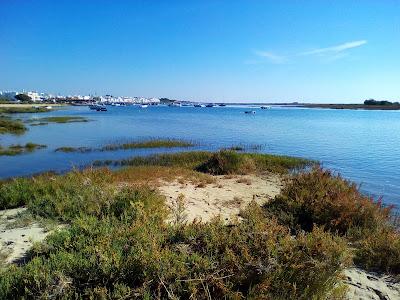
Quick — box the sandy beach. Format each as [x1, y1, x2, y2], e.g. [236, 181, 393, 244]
[159, 173, 282, 223]
[0, 208, 49, 264]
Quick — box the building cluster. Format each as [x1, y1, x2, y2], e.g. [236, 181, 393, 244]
[0, 90, 160, 104]
[99, 95, 160, 104]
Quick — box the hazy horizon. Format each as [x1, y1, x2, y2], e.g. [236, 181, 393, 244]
[1, 1, 399, 103]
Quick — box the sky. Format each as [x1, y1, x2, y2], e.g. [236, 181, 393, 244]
[0, 0, 399, 103]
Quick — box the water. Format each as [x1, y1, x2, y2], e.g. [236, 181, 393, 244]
[1, 105, 400, 208]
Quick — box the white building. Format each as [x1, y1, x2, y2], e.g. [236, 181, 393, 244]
[26, 91, 41, 101]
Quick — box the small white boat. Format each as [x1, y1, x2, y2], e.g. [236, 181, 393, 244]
[45, 106, 52, 110]
[141, 104, 148, 108]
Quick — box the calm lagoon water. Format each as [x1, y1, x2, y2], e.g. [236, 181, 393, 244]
[1, 105, 400, 208]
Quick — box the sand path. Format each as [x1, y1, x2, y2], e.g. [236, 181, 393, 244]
[159, 173, 283, 223]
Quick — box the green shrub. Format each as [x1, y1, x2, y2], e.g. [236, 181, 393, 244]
[196, 150, 248, 174]
[265, 167, 391, 234]
[354, 226, 400, 273]
[0, 203, 349, 299]
[264, 167, 400, 275]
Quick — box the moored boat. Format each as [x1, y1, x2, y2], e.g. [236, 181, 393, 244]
[244, 110, 256, 114]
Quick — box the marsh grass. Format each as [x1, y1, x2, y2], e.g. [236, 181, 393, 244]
[101, 138, 194, 151]
[0, 107, 48, 114]
[29, 122, 48, 126]
[0, 143, 46, 156]
[93, 150, 312, 175]
[34, 116, 89, 124]
[0, 117, 27, 135]
[55, 146, 92, 153]
[226, 144, 263, 152]
[54, 139, 195, 153]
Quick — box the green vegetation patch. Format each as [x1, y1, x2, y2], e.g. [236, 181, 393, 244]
[54, 139, 194, 153]
[0, 143, 47, 156]
[0, 168, 349, 298]
[36, 116, 89, 124]
[55, 146, 92, 153]
[264, 167, 400, 274]
[0, 107, 48, 114]
[0, 153, 398, 298]
[95, 150, 312, 174]
[101, 139, 194, 151]
[0, 117, 27, 135]
[226, 144, 263, 152]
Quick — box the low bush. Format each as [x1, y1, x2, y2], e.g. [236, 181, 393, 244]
[265, 167, 391, 234]
[354, 226, 400, 274]
[264, 167, 400, 274]
[0, 201, 349, 299]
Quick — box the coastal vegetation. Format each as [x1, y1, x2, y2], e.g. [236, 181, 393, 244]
[302, 100, 400, 110]
[0, 107, 49, 114]
[0, 143, 46, 156]
[0, 99, 15, 104]
[54, 139, 195, 153]
[364, 99, 399, 106]
[226, 144, 263, 152]
[264, 167, 400, 274]
[100, 139, 194, 151]
[93, 150, 311, 174]
[55, 146, 92, 153]
[0, 151, 398, 298]
[31, 116, 89, 124]
[0, 117, 26, 135]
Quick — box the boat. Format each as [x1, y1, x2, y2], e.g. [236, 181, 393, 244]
[89, 103, 107, 111]
[45, 106, 52, 110]
[96, 105, 107, 111]
[244, 110, 256, 114]
[260, 106, 271, 109]
[194, 104, 202, 107]
[205, 104, 214, 107]
[141, 104, 148, 108]
[218, 104, 226, 107]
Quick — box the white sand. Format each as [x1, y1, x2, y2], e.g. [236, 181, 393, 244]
[0, 208, 49, 264]
[159, 173, 283, 223]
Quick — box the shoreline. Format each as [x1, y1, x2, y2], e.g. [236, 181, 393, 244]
[0, 103, 68, 108]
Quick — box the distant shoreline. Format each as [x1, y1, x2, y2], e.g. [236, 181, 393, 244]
[296, 103, 400, 111]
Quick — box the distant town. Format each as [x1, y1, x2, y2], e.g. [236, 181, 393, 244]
[0, 90, 162, 105]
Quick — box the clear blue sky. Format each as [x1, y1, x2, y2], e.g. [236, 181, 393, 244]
[1, 1, 399, 103]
